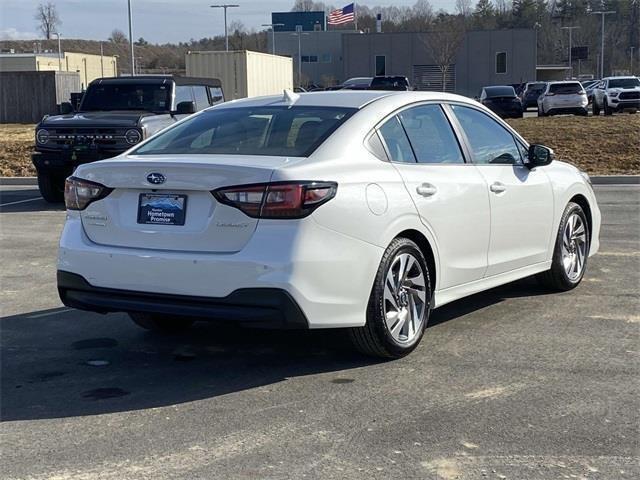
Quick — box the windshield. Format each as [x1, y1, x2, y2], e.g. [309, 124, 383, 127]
[81, 83, 171, 112]
[609, 78, 640, 89]
[549, 83, 583, 94]
[133, 106, 356, 157]
[484, 86, 516, 98]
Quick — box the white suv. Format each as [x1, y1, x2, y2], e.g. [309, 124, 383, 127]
[537, 81, 588, 117]
[592, 76, 640, 115]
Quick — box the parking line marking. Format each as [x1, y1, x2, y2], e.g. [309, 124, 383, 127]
[0, 197, 43, 207]
[27, 308, 73, 318]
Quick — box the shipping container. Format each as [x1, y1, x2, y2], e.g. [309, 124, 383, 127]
[185, 50, 293, 100]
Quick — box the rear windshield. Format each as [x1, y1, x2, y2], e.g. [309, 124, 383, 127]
[81, 83, 171, 112]
[609, 78, 640, 89]
[549, 83, 583, 94]
[526, 83, 546, 92]
[484, 86, 516, 97]
[133, 106, 356, 157]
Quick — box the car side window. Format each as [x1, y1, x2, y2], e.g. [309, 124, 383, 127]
[174, 85, 193, 106]
[193, 86, 210, 110]
[209, 86, 224, 104]
[450, 105, 521, 165]
[377, 116, 416, 163]
[398, 105, 465, 164]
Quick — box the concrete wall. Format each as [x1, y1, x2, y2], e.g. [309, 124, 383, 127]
[270, 30, 355, 86]
[342, 29, 536, 97]
[0, 71, 81, 123]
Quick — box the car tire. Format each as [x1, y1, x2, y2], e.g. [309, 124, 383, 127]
[592, 101, 600, 116]
[604, 99, 613, 116]
[579, 108, 588, 117]
[536, 202, 590, 292]
[537, 106, 545, 117]
[37, 172, 64, 203]
[129, 312, 195, 333]
[349, 237, 432, 359]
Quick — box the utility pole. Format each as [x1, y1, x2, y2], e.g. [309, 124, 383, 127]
[100, 41, 104, 77]
[631, 46, 635, 75]
[211, 4, 239, 52]
[53, 32, 62, 71]
[128, 0, 135, 76]
[261, 23, 285, 55]
[561, 26, 579, 79]
[291, 31, 309, 88]
[590, 10, 615, 79]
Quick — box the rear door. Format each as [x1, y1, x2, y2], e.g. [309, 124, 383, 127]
[377, 103, 490, 290]
[448, 104, 553, 276]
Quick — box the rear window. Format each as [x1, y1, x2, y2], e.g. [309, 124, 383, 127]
[608, 78, 640, 89]
[527, 83, 546, 92]
[484, 86, 516, 98]
[549, 83, 583, 94]
[133, 106, 356, 157]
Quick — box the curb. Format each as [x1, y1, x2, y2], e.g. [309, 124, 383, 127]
[590, 175, 640, 185]
[0, 177, 37, 186]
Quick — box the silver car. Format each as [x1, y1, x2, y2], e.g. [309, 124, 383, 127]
[537, 81, 588, 117]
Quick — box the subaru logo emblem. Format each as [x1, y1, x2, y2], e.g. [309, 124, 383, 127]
[147, 173, 165, 185]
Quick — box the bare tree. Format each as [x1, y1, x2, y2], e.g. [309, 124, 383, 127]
[109, 29, 128, 44]
[34, 2, 61, 39]
[455, 0, 473, 17]
[420, 19, 466, 91]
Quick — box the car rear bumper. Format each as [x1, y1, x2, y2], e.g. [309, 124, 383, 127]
[58, 270, 309, 329]
[58, 213, 383, 328]
[545, 107, 588, 115]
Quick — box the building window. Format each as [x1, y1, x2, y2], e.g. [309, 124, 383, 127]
[295, 25, 303, 32]
[321, 53, 332, 63]
[301, 55, 318, 63]
[375, 55, 386, 76]
[496, 52, 507, 74]
[313, 22, 322, 31]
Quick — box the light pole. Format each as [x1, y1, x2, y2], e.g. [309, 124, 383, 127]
[261, 23, 285, 55]
[291, 31, 309, 88]
[631, 46, 635, 75]
[211, 4, 239, 52]
[128, 0, 135, 76]
[590, 10, 615, 79]
[52, 32, 62, 71]
[561, 26, 579, 79]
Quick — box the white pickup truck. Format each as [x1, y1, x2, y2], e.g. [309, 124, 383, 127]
[592, 76, 640, 115]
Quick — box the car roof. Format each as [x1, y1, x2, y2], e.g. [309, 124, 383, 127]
[89, 75, 222, 87]
[213, 90, 473, 110]
[603, 76, 638, 80]
[547, 80, 582, 84]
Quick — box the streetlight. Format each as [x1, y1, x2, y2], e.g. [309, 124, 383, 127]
[211, 4, 239, 52]
[631, 46, 635, 75]
[128, 0, 135, 76]
[590, 10, 615, 79]
[291, 31, 309, 88]
[561, 26, 579, 79]
[52, 32, 62, 71]
[261, 23, 285, 55]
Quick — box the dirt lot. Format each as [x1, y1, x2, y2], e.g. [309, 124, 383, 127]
[1, 114, 638, 176]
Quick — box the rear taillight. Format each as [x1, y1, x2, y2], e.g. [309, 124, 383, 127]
[64, 176, 113, 210]
[213, 181, 337, 219]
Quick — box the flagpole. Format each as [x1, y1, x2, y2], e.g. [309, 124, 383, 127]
[354, 3, 358, 31]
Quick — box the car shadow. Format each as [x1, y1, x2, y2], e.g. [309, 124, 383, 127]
[1, 277, 554, 422]
[0, 188, 65, 213]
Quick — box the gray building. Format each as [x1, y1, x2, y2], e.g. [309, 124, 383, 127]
[271, 28, 536, 97]
[344, 29, 536, 97]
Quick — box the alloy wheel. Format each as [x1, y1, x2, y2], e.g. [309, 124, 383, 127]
[383, 252, 428, 344]
[561, 213, 587, 281]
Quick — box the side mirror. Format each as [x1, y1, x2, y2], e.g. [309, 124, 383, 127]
[59, 102, 74, 115]
[527, 144, 555, 169]
[173, 101, 196, 115]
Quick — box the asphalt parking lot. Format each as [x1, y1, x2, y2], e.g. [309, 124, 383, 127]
[1, 184, 639, 480]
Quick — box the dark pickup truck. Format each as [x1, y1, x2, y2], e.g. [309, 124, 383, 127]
[33, 75, 224, 202]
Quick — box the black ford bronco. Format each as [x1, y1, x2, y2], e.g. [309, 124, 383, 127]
[33, 75, 224, 202]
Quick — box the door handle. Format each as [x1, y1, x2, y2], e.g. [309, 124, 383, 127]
[416, 183, 437, 197]
[489, 182, 506, 194]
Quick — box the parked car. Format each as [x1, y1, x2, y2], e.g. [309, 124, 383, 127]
[338, 76, 411, 91]
[520, 82, 547, 109]
[592, 76, 640, 115]
[33, 75, 224, 202]
[537, 81, 588, 117]
[57, 90, 600, 358]
[479, 86, 523, 118]
[582, 81, 600, 104]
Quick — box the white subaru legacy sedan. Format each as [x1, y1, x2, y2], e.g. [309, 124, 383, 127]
[58, 91, 600, 358]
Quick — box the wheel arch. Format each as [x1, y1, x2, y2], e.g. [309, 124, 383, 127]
[569, 194, 593, 244]
[394, 229, 437, 294]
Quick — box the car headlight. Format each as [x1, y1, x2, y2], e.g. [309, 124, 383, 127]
[36, 129, 50, 144]
[125, 129, 142, 145]
[608, 91, 619, 97]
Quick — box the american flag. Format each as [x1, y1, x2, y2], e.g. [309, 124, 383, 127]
[327, 3, 355, 25]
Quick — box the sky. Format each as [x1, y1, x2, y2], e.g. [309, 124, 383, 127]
[0, 0, 457, 44]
